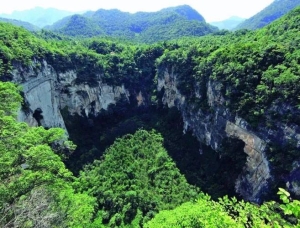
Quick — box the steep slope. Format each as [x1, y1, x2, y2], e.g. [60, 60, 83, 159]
[0, 7, 75, 27]
[210, 16, 245, 30]
[235, 0, 300, 30]
[48, 5, 217, 43]
[0, 17, 39, 31]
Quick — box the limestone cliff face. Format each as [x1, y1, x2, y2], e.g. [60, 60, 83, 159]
[157, 67, 300, 202]
[12, 60, 130, 134]
[14, 60, 66, 130]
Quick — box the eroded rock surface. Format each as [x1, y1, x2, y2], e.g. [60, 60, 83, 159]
[12, 60, 130, 134]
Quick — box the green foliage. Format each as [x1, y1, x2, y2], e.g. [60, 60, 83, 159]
[278, 188, 300, 220]
[0, 6, 300, 228]
[145, 193, 238, 228]
[76, 129, 200, 226]
[57, 14, 104, 37]
[147, 190, 300, 228]
[0, 82, 22, 116]
[0, 22, 43, 68]
[0, 81, 299, 227]
[218, 196, 284, 227]
[235, 0, 300, 30]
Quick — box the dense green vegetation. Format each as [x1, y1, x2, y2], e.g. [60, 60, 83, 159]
[0, 5, 300, 227]
[235, 0, 300, 30]
[48, 5, 217, 43]
[76, 129, 200, 226]
[147, 189, 300, 227]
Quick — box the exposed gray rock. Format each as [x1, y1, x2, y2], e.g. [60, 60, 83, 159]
[12, 60, 130, 135]
[226, 119, 270, 202]
[157, 67, 185, 108]
[13, 60, 66, 131]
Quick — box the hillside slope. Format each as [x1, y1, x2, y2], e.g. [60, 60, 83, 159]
[235, 0, 300, 30]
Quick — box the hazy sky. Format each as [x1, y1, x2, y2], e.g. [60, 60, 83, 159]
[0, 0, 274, 22]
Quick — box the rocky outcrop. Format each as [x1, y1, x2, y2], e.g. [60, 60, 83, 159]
[12, 60, 130, 134]
[225, 120, 270, 202]
[13, 60, 66, 130]
[157, 67, 300, 202]
[57, 71, 129, 117]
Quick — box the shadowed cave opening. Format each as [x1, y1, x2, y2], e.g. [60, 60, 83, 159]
[62, 102, 247, 199]
[32, 108, 44, 126]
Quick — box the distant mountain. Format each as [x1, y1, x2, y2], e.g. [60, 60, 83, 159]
[48, 5, 218, 43]
[235, 0, 300, 30]
[160, 5, 205, 21]
[210, 16, 245, 30]
[0, 17, 39, 31]
[0, 7, 75, 27]
[49, 14, 104, 37]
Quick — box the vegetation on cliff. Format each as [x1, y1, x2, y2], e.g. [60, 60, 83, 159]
[156, 6, 300, 128]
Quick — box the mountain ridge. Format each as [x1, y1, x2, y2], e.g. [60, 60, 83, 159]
[235, 0, 300, 30]
[47, 5, 217, 43]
